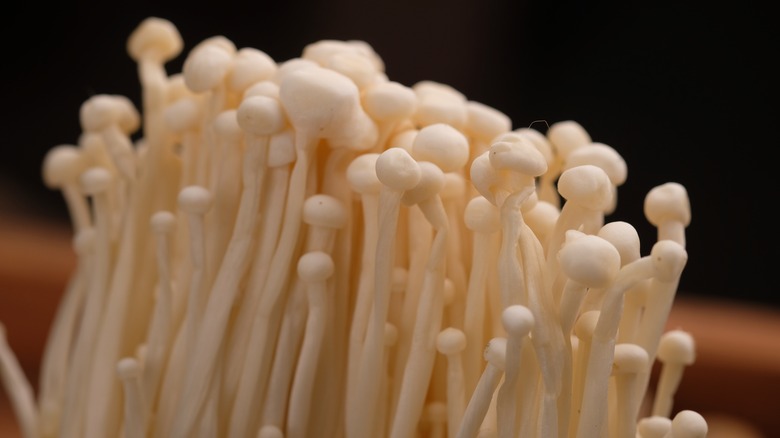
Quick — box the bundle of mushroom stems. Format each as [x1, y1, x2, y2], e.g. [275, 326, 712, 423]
[0, 17, 710, 438]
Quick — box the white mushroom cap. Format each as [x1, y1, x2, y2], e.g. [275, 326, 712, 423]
[464, 196, 501, 234]
[612, 343, 649, 374]
[465, 100, 512, 142]
[303, 194, 347, 230]
[412, 80, 467, 102]
[164, 98, 202, 133]
[558, 233, 621, 288]
[488, 137, 548, 177]
[80, 167, 112, 196]
[127, 17, 183, 64]
[212, 109, 243, 143]
[411, 123, 470, 173]
[387, 128, 418, 153]
[347, 153, 382, 196]
[375, 147, 422, 191]
[669, 410, 708, 438]
[440, 172, 466, 201]
[657, 330, 696, 366]
[150, 211, 176, 234]
[644, 182, 691, 228]
[227, 47, 277, 93]
[297, 251, 335, 283]
[484, 337, 507, 371]
[80, 94, 135, 133]
[401, 161, 445, 206]
[411, 81, 468, 129]
[649, 240, 688, 283]
[116, 357, 141, 380]
[547, 120, 591, 158]
[243, 80, 280, 100]
[501, 305, 535, 339]
[523, 200, 559, 245]
[177, 185, 213, 215]
[637, 416, 672, 438]
[42, 145, 86, 188]
[325, 51, 381, 89]
[574, 310, 600, 340]
[267, 130, 296, 168]
[258, 425, 284, 438]
[564, 142, 627, 186]
[236, 95, 286, 137]
[182, 44, 234, 93]
[272, 57, 320, 84]
[557, 164, 613, 211]
[436, 327, 467, 355]
[511, 128, 554, 166]
[597, 221, 641, 266]
[362, 81, 417, 122]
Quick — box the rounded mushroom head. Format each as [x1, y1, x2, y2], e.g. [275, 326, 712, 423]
[644, 182, 691, 228]
[464, 195, 501, 234]
[116, 357, 141, 380]
[297, 251, 335, 283]
[488, 136, 547, 177]
[150, 211, 176, 234]
[325, 51, 382, 89]
[597, 221, 641, 266]
[465, 100, 512, 143]
[558, 233, 621, 289]
[375, 147, 422, 191]
[657, 329, 696, 365]
[484, 337, 507, 371]
[649, 239, 688, 282]
[182, 43, 234, 93]
[412, 123, 470, 173]
[564, 142, 627, 186]
[80, 167, 112, 196]
[347, 153, 382, 196]
[127, 17, 183, 64]
[557, 164, 613, 211]
[612, 343, 649, 374]
[79, 94, 127, 132]
[436, 327, 467, 355]
[362, 81, 417, 123]
[547, 120, 591, 159]
[227, 47, 277, 93]
[670, 410, 708, 438]
[164, 97, 202, 133]
[257, 425, 284, 438]
[501, 305, 535, 339]
[42, 145, 86, 189]
[401, 161, 445, 206]
[411, 80, 468, 129]
[236, 95, 286, 137]
[510, 128, 554, 166]
[177, 185, 213, 215]
[243, 80, 280, 100]
[574, 310, 600, 341]
[267, 130, 296, 168]
[303, 194, 347, 230]
[213, 109, 243, 143]
[111, 95, 141, 135]
[637, 416, 671, 438]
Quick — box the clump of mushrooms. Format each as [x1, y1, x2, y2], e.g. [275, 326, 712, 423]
[1, 16, 702, 438]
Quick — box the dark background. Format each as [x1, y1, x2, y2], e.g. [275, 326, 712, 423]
[1, 2, 775, 308]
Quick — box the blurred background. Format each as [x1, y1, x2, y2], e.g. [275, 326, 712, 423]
[0, 1, 777, 436]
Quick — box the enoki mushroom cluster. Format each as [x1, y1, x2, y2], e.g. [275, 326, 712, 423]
[0, 16, 708, 438]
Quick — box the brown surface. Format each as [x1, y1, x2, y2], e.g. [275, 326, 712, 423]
[1, 216, 779, 437]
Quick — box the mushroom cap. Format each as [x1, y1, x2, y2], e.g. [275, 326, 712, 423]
[612, 343, 649, 374]
[670, 410, 708, 438]
[401, 161, 445, 206]
[564, 142, 627, 186]
[489, 137, 548, 177]
[303, 194, 347, 230]
[111, 95, 141, 135]
[213, 109, 243, 143]
[178, 185, 213, 215]
[80, 167, 112, 195]
[227, 47, 277, 93]
[547, 120, 591, 158]
[436, 327, 467, 355]
[127, 17, 183, 63]
[657, 329, 696, 365]
[42, 145, 85, 188]
[79, 94, 129, 132]
[649, 239, 688, 282]
[267, 130, 296, 168]
[501, 305, 535, 339]
[465, 100, 512, 142]
[441, 172, 466, 201]
[412, 123, 470, 173]
[164, 98, 202, 133]
[375, 147, 422, 191]
[347, 153, 382, 195]
[637, 416, 672, 438]
[412, 80, 467, 102]
[236, 95, 286, 137]
[484, 337, 507, 370]
[325, 51, 381, 89]
[73, 228, 96, 256]
[362, 81, 417, 122]
[116, 357, 141, 380]
[511, 128, 554, 165]
[557, 164, 613, 211]
[384, 322, 399, 347]
[150, 211, 176, 234]
[182, 44, 234, 93]
[297, 251, 335, 283]
[243, 80, 280, 100]
[257, 426, 284, 438]
[558, 233, 621, 288]
[464, 195, 501, 234]
[597, 221, 641, 266]
[412, 90, 468, 129]
[574, 310, 600, 340]
[644, 182, 691, 227]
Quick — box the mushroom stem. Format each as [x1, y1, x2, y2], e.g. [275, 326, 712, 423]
[0, 323, 39, 438]
[457, 337, 507, 438]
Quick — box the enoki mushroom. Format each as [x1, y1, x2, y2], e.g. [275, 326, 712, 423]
[1, 17, 707, 438]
